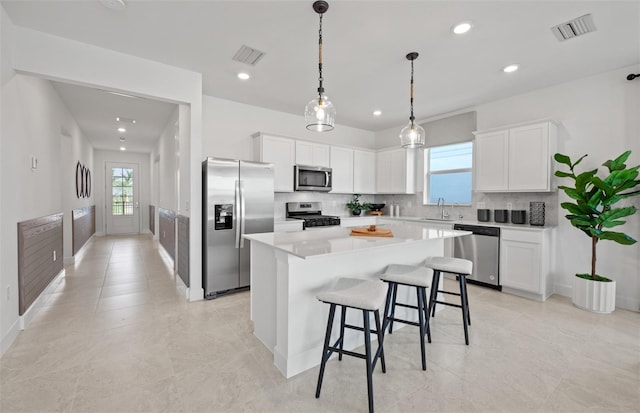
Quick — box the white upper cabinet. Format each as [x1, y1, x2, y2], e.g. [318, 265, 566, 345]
[330, 146, 354, 193]
[295, 141, 331, 167]
[253, 133, 295, 192]
[376, 148, 415, 194]
[474, 120, 557, 192]
[353, 149, 376, 194]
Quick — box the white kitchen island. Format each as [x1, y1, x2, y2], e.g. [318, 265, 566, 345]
[243, 222, 471, 378]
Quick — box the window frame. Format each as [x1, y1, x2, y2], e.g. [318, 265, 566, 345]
[423, 141, 473, 206]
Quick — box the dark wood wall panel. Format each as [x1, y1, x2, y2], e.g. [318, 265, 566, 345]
[17, 213, 64, 315]
[149, 205, 156, 235]
[159, 208, 176, 262]
[177, 215, 190, 287]
[72, 205, 95, 255]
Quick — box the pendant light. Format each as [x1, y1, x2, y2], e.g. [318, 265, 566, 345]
[305, 1, 335, 132]
[399, 52, 425, 148]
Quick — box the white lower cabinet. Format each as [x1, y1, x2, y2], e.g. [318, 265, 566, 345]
[274, 220, 303, 232]
[500, 228, 553, 300]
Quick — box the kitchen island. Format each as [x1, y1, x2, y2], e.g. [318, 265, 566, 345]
[243, 222, 471, 378]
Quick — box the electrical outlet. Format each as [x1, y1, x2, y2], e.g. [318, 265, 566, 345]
[507, 203, 513, 210]
[477, 202, 486, 209]
[53, 250, 57, 261]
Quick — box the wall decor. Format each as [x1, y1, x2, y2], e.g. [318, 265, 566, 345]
[75, 161, 91, 198]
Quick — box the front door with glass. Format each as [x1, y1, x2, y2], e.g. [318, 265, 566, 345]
[106, 162, 140, 235]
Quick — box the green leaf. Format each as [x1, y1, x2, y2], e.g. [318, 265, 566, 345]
[554, 171, 574, 178]
[603, 150, 631, 172]
[600, 220, 626, 228]
[560, 202, 583, 215]
[596, 230, 637, 245]
[599, 206, 637, 223]
[554, 153, 572, 166]
[572, 154, 588, 168]
[563, 188, 585, 201]
[575, 169, 598, 192]
[591, 177, 613, 198]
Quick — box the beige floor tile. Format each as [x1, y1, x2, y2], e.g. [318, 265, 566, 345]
[3, 233, 638, 413]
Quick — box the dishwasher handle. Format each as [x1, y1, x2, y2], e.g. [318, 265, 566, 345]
[454, 224, 500, 237]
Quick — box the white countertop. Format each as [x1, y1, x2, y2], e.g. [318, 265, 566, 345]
[378, 216, 555, 231]
[244, 222, 471, 259]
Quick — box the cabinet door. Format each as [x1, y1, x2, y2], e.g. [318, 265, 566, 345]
[295, 141, 331, 167]
[295, 141, 314, 165]
[389, 149, 407, 193]
[259, 135, 295, 192]
[313, 144, 331, 167]
[508, 123, 550, 191]
[330, 146, 354, 193]
[353, 149, 376, 194]
[474, 130, 509, 191]
[376, 150, 391, 193]
[500, 239, 541, 293]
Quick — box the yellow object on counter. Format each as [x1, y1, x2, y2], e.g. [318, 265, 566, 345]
[350, 227, 393, 237]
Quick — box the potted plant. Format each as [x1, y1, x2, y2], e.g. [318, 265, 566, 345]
[346, 194, 371, 216]
[554, 150, 640, 313]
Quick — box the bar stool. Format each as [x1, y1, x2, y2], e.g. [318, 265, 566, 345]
[316, 277, 388, 413]
[379, 264, 432, 370]
[424, 256, 473, 345]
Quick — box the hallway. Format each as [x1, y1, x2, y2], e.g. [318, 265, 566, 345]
[1, 234, 639, 412]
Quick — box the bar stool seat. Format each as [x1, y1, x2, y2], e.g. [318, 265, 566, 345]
[316, 277, 388, 413]
[424, 256, 473, 345]
[380, 264, 432, 370]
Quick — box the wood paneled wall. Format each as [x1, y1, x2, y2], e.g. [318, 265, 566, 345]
[149, 205, 155, 235]
[72, 205, 95, 255]
[17, 213, 64, 315]
[159, 208, 176, 262]
[177, 215, 189, 287]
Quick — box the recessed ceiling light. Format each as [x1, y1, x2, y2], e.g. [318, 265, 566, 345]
[452, 22, 472, 35]
[503, 64, 519, 73]
[117, 127, 126, 133]
[116, 117, 136, 124]
[373, 110, 382, 116]
[237, 72, 250, 80]
[120, 146, 126, 151]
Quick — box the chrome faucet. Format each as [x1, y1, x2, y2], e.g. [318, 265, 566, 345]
[437, 197, 449, 220]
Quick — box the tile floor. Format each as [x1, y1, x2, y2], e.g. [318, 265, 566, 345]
[1, 234, 639, 413]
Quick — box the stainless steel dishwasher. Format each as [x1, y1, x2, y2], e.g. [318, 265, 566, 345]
[453, 224, 501, 289]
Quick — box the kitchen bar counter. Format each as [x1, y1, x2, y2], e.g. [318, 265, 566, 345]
[243, 222, 470, 378]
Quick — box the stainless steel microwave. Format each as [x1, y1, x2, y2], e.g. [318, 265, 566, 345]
[294, 165, 332, 192]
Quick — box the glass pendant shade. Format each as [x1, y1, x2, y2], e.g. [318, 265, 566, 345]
[399, 121, 426, 148]
[305, 94, 335, 132]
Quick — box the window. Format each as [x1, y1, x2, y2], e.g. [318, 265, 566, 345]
[112, 167, 134, 216]
[424, 142, 473, 204]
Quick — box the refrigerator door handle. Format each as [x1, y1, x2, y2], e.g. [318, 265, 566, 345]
[239, 180, 246, 248]
[235, 179, 241, 249]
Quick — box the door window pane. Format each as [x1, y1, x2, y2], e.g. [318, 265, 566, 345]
[111, 167, 134, 216]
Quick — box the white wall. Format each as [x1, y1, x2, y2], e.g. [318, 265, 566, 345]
[375, 65, 640, 311]
[94, 150, 151, 235]
[178, 104, 191, 216]
[0, 73, 94, 354]
[474, 65, 640, 311]
[202, 95, 376, 161]
[153, 108, 179, 212]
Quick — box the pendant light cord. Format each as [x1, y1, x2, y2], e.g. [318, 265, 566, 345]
[318, 13, 324, 102]
[409, 58, 415, 126]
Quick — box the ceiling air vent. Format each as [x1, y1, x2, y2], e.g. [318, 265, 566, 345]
[551, 14, 596, 41]
[232, 45, 266, 66]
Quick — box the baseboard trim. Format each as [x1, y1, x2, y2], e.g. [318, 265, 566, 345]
[554, 282, 572, 298]
[0, 319, 21, 357]
[555, 281, 639, 312]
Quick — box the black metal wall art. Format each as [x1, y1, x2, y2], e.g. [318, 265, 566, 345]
[75, 161, 91, 198]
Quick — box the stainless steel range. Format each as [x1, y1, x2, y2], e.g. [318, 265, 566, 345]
[286, 202, 341, 229]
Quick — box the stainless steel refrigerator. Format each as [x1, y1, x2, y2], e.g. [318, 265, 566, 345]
[202, 157, 274, 298]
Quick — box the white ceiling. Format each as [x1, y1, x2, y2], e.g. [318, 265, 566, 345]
[3, 1, 640, 152]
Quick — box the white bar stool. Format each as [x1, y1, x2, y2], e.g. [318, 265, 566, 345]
[316, 277, 388, 413]
[424, 256, 473, 345]
[380, 264, 433, 370]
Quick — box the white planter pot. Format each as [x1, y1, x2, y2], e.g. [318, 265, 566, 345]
[572, 276, 616, 314]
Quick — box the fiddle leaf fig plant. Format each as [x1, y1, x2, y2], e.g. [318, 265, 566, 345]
[554, 150, 640, 282]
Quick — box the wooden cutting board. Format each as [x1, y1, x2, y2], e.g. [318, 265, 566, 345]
[350, 227, 393, 237]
